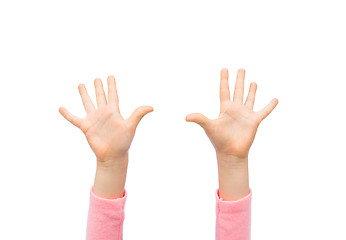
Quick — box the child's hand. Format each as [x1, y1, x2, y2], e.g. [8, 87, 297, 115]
[186, 68, 278, 161]
[59, 76, 153, 167]
[59, 76, 153, 199]
[186, 68, 278, 200]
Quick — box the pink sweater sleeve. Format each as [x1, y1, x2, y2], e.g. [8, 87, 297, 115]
[86, 185, 127, 240]
[215, 188, 252, 240]
[86, 185, 251, 240]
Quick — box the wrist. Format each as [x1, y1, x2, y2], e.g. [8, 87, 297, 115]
[93, 155, 129, 199]
[216, 152, 249, 169]
[216, 153, 249, 201]
[96, 152, 129, 169]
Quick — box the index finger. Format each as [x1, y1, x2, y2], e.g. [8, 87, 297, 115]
[220, 68, 230, 112]
[107, 75, 120, 112]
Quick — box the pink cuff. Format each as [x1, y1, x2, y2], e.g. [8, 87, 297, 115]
[86, 186, 127, 240]
[215, 188, 252, 240]
[215, 188, 252, 214]
[90, 186, 127, 203]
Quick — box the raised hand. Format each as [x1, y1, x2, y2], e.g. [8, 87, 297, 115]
[59, 76, 153, 166]
[186, 68, 278, 200]
[186, 68, 278, 160]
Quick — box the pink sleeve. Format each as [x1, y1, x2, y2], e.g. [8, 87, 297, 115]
[215, 188, 252, 240]
[86, 185, 127, 240]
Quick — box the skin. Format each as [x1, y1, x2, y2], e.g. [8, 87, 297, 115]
[186, 68, 278, 201]
[59, 75, 153, 199]
[59, 69, 278, 201]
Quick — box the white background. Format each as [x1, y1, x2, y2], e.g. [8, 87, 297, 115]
[0, 1, 345, 239]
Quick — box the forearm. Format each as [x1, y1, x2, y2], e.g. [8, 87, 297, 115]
[86, 155, 128, 240]
[93, 154, 128, 199]
[215, 154, 251, 240]
[217, 153, 249, 201]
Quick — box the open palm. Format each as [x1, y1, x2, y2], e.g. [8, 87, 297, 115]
[186, 68, 278, 159]
[59, 76, 153, 163]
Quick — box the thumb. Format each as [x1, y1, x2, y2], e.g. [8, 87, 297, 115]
[127, 105, 154, 130]
[185, 113, 210, 129]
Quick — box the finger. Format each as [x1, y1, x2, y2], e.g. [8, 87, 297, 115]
[185, 113, 210, 129]
[59, 106, 82, 128]
[78, 84, 96, 114]
[244, 82, 257, 110]
[127, 105, 154, 130]
[107, 75, 120, 112]
[94, 78, 107, 107]
[257, 98, 279, 122]
[233, 68, 245, 103]
[220, 68, 230, 112]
